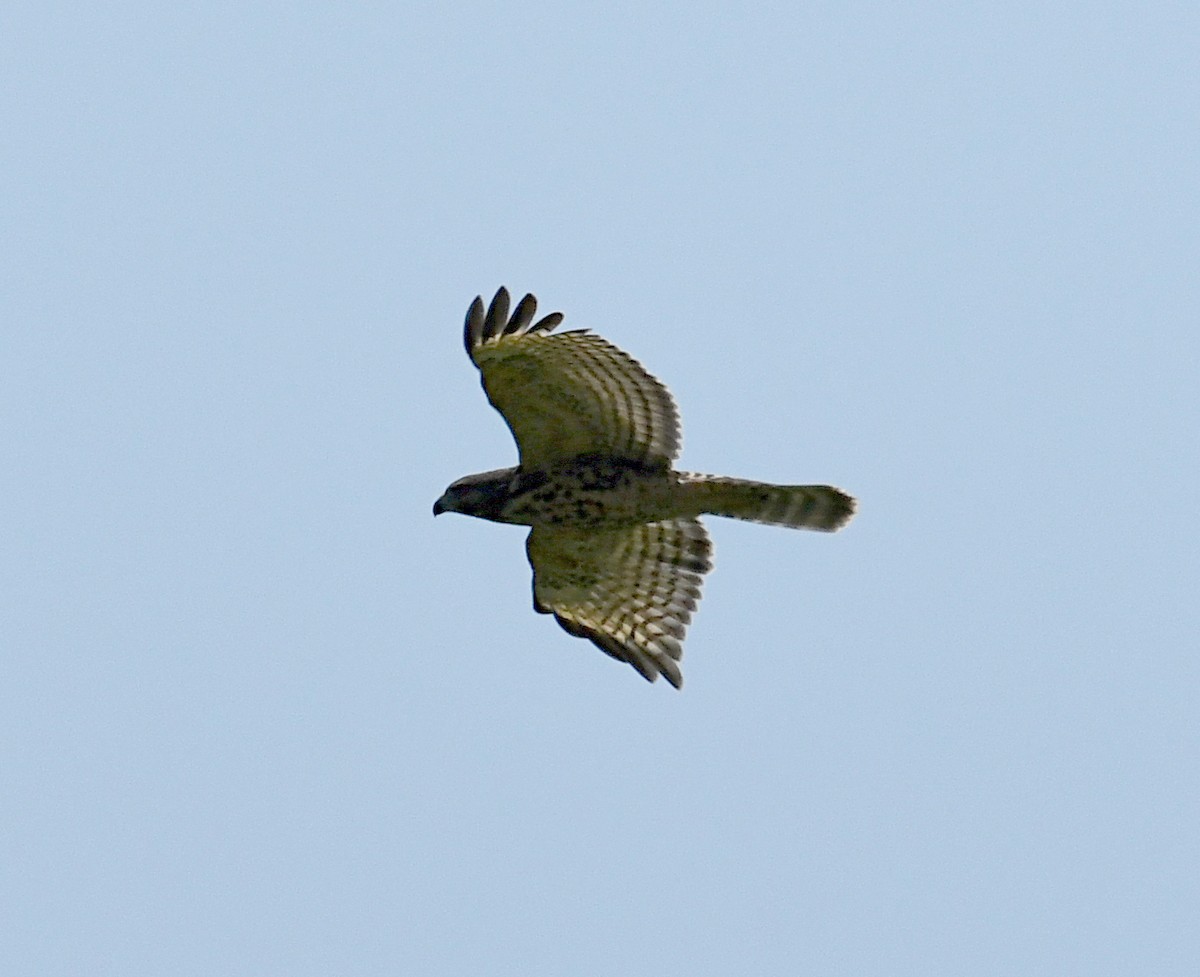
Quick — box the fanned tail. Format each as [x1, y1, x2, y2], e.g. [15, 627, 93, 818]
[682, 475, 856, 531]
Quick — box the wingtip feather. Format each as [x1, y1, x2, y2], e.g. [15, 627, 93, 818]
[464, 288, 566, 357]
[504, 294, 538, 335]
[464, 296, 485, 356]
[531, 311, 564, 333]
[484, 287, 510, 340]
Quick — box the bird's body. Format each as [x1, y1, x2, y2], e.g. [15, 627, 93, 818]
[434, 288, 855, 688]
[441, 455, 677, 528]
[441, 454, 853, 532]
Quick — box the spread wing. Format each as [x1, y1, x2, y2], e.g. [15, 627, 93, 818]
[464, 288, 681, 469]
[526, 518, 713, 688]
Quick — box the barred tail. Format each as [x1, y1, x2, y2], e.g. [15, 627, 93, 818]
[682, 475, 856, 531]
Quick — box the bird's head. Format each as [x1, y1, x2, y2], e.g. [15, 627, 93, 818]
[433, 467, 519, 521]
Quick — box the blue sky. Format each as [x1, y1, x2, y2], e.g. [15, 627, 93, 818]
[4, 3, 1197, 974]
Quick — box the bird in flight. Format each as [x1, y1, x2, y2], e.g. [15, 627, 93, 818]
[434, 288, 855, 688]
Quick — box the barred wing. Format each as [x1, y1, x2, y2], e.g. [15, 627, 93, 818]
[526, 519, 713, 688]
[465, 288, 680, 469]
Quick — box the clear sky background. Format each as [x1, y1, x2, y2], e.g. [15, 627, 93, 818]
[4, 3, 1197, 975]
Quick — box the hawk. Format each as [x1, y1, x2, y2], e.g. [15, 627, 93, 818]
[434, 288, 855, 688]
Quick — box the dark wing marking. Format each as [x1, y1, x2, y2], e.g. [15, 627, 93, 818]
[464, 288, 680, 469]
[463, 288, 562, 357]
[526, 518, 713, 688]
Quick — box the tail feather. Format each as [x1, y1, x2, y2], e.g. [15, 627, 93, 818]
[682, 475, 856, 531]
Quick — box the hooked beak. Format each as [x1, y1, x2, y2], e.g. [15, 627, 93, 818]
[432, 496, 446, 516]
